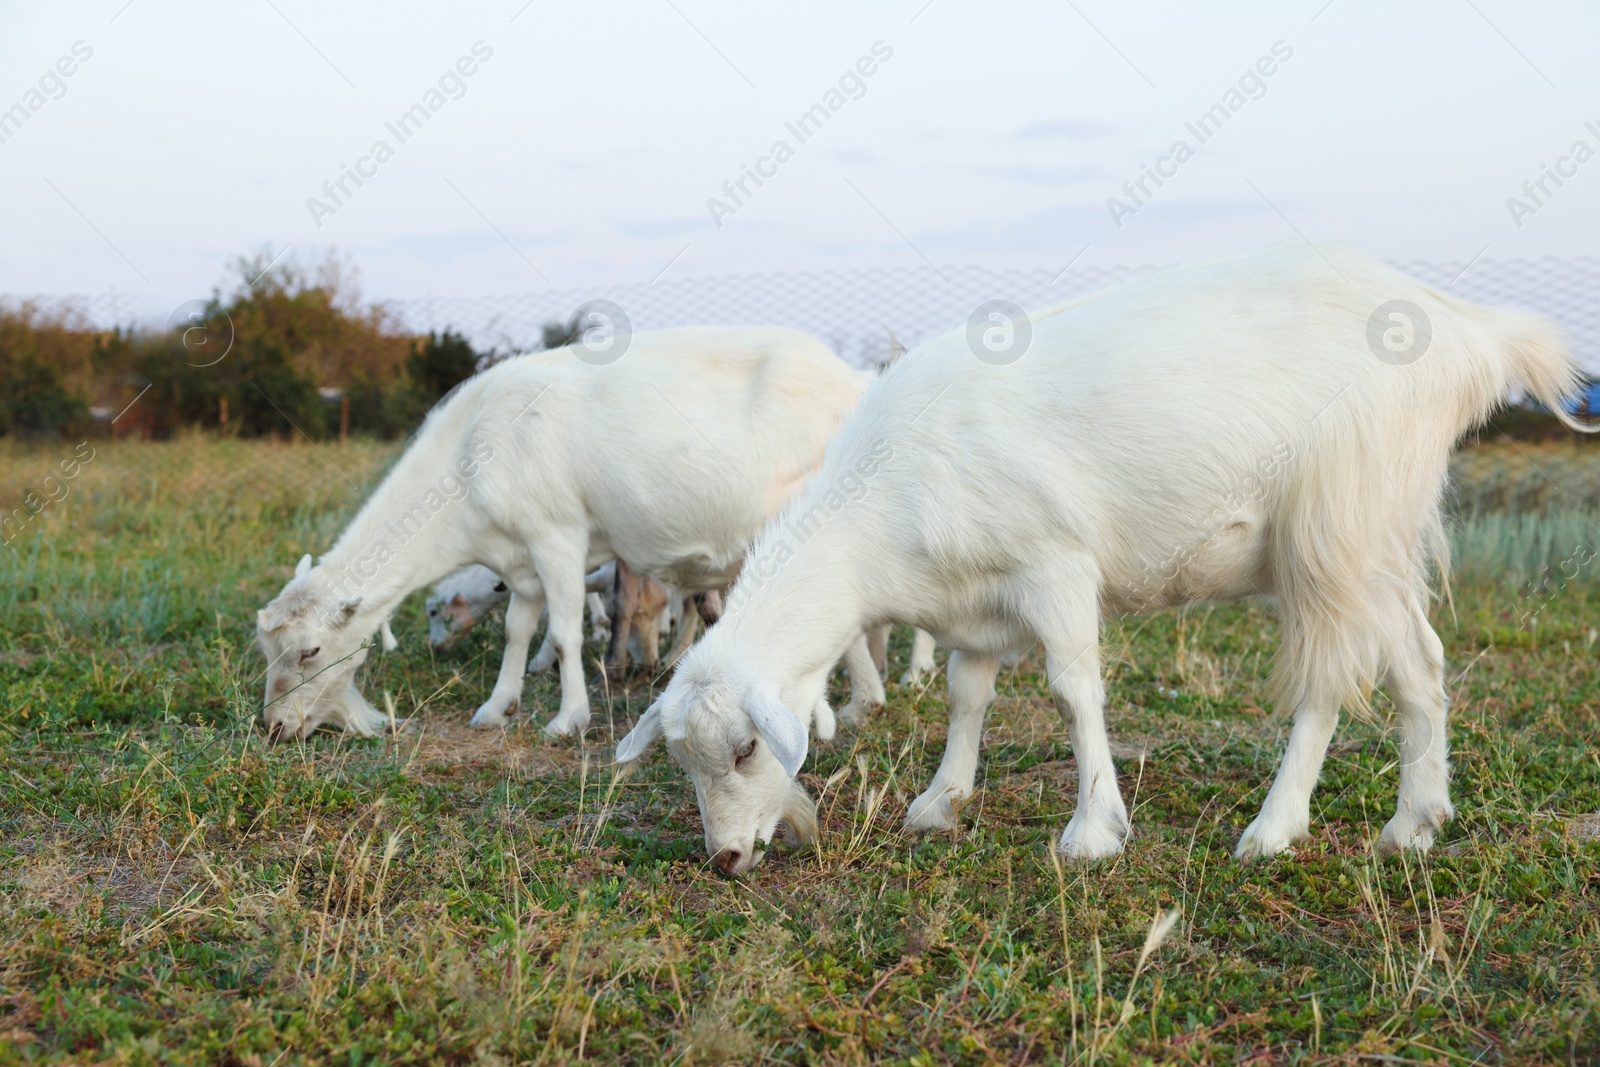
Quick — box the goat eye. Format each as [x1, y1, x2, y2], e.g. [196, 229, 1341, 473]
[299, 647, 320, 662]
[734, 738, 758, 766]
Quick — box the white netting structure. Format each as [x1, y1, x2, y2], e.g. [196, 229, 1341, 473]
[25, 257, 1600, 373]
[381, 257, 1600, 373]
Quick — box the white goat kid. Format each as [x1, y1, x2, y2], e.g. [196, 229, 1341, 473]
[617, 244, 1592, 876]
[420, 563, 611, 672]
[425, 564, 510, 649]
[257, 326, 867, 741]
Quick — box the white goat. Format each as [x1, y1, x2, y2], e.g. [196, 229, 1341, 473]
[257, 326, 879, 740]
[617, 243, 1591, 876]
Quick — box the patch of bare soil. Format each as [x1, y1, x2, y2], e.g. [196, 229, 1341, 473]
[394, 717, 600, 781]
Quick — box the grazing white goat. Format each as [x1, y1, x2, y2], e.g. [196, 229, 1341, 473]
[617, 243, 1591, 876]
[257, 327, 873, 740]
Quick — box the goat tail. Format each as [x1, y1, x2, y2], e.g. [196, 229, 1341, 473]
[1486, 306, 1595, 433]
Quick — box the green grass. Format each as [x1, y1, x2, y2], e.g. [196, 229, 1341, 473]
[1, 435, 1598, 1064]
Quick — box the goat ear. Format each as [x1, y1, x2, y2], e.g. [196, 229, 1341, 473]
[257, 605, 284, 633]
[380, 619, 398, 652]
[615, 701, 663, 763]
[295, 553, 313, 579]
[747, 686, 808, 778]
[885, 326, 907, 365]
[333, 598, 361, 625]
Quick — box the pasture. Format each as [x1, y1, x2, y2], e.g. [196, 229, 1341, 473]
[1, 434, 1598, 1064]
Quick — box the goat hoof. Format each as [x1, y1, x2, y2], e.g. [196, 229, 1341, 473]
[1378, 801, 1453, 855]
[905, 789, 959, 832]
[1059, 810, 1128, 861]
[469, 702, 517, 728]
[543, 711, 590, 738]
[1234, 814, 1306, 862]
[837, 700, 883, 727]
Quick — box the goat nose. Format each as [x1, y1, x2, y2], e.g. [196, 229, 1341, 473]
[712, 848, 742, 876]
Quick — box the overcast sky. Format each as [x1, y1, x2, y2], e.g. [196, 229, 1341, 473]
[3, 0, 1596, 319]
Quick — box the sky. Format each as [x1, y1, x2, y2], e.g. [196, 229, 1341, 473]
[2, 0, 1597, 321]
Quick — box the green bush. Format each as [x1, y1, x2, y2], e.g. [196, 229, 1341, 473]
[0, 358, 86, 437]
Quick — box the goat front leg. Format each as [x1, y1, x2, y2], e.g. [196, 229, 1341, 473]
[470, 590, 544, 727]
[1049, 641, 1128, 859]
[1026, 561, 1127, 859]
[906, 650, 999, 830]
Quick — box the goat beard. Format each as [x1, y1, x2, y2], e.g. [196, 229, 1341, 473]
[777, 782, 818, 848]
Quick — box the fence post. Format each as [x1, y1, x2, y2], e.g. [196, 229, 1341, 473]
[219, 395, 228, 433]
[341, 395, 349, 443]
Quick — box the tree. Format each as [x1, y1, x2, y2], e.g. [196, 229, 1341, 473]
[407, 330, 479, 403]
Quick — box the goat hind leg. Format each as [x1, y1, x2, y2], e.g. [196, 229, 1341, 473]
[471, 590, 543, 727]
[1237, 621, 1345, 861]
[906, 650, 999, 831]
[1378, 592, 1453, 853]
[538, 546, 594, 737]
[838, 631, 887, 726]
[900, 628, 937, 686]
[663, 595, 699, 668]
[605, 561, 640, 678]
